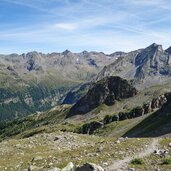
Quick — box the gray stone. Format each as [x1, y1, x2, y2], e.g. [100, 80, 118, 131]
[61, 162, 75, 171]
[75, 163, 104, 171]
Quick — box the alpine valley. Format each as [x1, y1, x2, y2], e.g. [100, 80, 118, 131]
[0, 43, 171, 171]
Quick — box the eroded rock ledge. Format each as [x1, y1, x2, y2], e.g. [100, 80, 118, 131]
[78, 93, 171, 134]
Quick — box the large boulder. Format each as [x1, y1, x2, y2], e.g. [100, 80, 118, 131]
[75, 163, 104, 171]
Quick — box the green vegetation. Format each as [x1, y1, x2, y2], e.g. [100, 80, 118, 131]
[162, 158, 171, 165]
[130, 158, 144, 165]
[0, 105, 71, 140]
[124, 112, 171, 137]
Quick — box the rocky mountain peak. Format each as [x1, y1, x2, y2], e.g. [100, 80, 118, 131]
[67, 76, 137, 117]
[97, 43, 171, 87]
[81, 50, 89, 54]
[135, 43, 163, 67]
[62, 49, 71, 56]
[134, 43, 171, 81]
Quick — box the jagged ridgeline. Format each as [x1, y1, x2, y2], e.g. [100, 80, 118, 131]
[96, 43, 171, 87]
[1, 43, 171, 121]
[67, 76, 137, 117]
[63, 43, 171, 105]
[0, 50, 120, 120]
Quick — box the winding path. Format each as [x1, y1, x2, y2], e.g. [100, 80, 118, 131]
[106, 138, 159, 171]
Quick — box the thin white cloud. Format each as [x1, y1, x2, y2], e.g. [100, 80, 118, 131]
[0, 0, 171, 54]
[53, 23, 78, 31]
[123, 0, 171, 10]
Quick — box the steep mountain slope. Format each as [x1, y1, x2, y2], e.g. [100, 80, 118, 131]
[67, 76, 137, 118]
[97, 43, 171, 88]
[124, 92, 171, 137]
[0, 50, 118, 120]
[62, 82, 91, 105]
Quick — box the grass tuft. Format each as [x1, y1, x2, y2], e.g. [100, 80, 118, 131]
[162, 158, 171, 165]
[131, 158, 144, 165]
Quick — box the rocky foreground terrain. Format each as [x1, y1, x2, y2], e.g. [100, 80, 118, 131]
[0, 131, 171, 171]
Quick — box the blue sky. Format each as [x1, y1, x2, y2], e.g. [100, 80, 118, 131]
[0, 0, 171, 54]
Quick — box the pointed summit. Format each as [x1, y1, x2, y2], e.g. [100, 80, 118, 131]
[81, 50, 88, 54]
[147, 43, 163, 50]
[150, 43, 158, 47]
[62, 49, 71, 55]
[135, 43, 163, 67]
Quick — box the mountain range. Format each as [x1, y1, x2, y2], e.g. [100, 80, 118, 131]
[0, 50, 120, 120]
[97, 43, 171, 88]
[0, 43, 171, 121]
[0, 43, 171, 171]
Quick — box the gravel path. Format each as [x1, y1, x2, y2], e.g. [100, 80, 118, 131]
[106, 138, 159, 171]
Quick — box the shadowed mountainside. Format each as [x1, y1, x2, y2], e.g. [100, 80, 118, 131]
[124, 93, 171, 137]
[67, 76, 137, 118]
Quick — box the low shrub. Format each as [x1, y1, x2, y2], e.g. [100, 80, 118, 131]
[131, 158, 144, 165]
[162, 158, 171, 165]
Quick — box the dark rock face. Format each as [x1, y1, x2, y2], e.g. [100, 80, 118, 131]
[78, 121, 104, 134]
[103, 114, 119, 124]
[103, 93, 170, 125]
[77, 93, 170, 134]
[75, 93, 171, 135]
[159, 92, 171, 113]
[165, 47, 171, 54]
[75, 163, 104, 171]
[151, 95, 167, 110]
[62, 83, 91, 105]
[67, 76, 137, 117]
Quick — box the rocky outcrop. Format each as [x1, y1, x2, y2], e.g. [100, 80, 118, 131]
[77, 93, 171, 134]
[78, 121, 104, 134]
[67, 76, 137, 117]
[28, 162, 104, 171]
[75, 163, 104, 171]
[103, 93, 170, 125]
[124, 92, 171, 137]
[159, 92, 171, 114]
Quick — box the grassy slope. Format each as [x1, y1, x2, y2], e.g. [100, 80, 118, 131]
[1, 82, 171, 140]
[0, 69, 82, 120]
[0, 83, 171, 170]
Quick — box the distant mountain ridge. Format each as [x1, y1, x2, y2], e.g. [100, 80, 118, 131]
[0, 50, 119, 120]
[97, 43, 171, 88]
